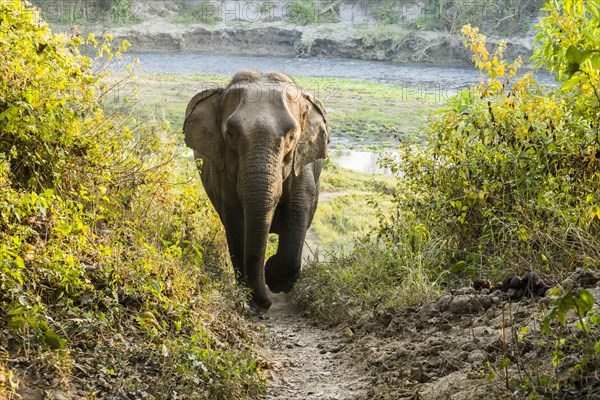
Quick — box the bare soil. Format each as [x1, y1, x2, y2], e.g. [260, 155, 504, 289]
[258, 270, 600, 399]
[257, 292, 369, 400]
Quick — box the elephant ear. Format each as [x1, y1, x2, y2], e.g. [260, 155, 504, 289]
[183, 89, 224, 170]
[294, 93, 329, 177]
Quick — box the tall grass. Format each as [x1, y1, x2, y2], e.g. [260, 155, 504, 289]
[294, 227, 443, 324]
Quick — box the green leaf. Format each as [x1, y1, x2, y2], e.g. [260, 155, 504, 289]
[565, 45, 581, 64]
[42, 328, 67, 350]
[541, 289, 595, 334]
[499, 357, 511, 369]
[13, 256, 25, 269]
[561, 74, 586, 91]
[577, 319, 591, 333]
[589, 53, 600, 70]
[576, 289, 594, 316]
[564, 46, 595, 77]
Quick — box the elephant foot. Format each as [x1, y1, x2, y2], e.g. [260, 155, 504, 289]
[248, 298, 270, 315]
[249, 291, 271, 312]
[265, 257, 299, 294]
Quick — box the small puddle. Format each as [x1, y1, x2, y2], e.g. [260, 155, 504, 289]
[329, 148, 393, 175]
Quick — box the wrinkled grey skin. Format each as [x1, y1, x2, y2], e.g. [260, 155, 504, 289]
[183, 70, 329, 311]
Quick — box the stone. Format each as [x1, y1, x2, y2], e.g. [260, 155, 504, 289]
[468, 349, 487, 363]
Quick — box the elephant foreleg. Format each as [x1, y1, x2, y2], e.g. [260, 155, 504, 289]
[265, 186, 317, 293]
[221, 205, 245, 285]
[265, 214, 307, 293]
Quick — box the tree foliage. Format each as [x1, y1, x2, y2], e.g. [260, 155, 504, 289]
[1, 3, 101, 190]
[286, 0, 319, 25]
[533, 0, 600, 128]
[409, 0, 544, 35]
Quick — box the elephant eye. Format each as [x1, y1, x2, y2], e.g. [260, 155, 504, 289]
[283, 122, 299, 138]
[225, 115, 244, 137]
[225, 126, 238, 137]
[286, 129, 298, 142]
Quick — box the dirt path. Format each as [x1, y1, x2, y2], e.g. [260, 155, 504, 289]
[258, 292, 370, 400]
[255, 190, 371, 399]
[257, 272, 600, 400]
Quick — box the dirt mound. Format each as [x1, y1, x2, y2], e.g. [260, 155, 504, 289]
[181, 25, 302, 56]
[334, 269, 600, 399]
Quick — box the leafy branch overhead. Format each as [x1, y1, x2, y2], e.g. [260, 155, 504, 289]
[534, 0, 600, 101]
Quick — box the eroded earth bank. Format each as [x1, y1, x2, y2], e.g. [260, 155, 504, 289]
[257, 268, 600, 399]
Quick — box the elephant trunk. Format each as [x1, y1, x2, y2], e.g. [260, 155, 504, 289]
[239, 153, 282, 311]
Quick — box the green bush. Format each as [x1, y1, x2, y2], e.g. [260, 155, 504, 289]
[382, 14, 599, 280]
[286, 0, 318, 25]
[373, 0, 400, 25]
[0, 1, 263, 397]
[0, 10, 101, 191]
[108, 0, 139, 24]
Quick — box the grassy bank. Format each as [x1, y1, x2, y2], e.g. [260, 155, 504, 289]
[312, 163, 395, 248]
[112, 73, 441, 150]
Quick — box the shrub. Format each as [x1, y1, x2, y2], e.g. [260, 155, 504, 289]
[107, 0, 139, 24]
[0, 1, 263, 397]
[382, 14, 599, 281]
[408, 0, 543, 35]
[286, 0, 318, 25]
[373, 0, 400, 25]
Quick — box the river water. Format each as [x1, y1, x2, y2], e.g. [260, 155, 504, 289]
[126, 52, 558, 174]
[125, 52, 558, 89]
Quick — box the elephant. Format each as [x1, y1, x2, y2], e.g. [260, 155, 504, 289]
[183, 70, 329, 311]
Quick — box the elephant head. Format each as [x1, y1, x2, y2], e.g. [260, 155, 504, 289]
[183, 70, 328, 310]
